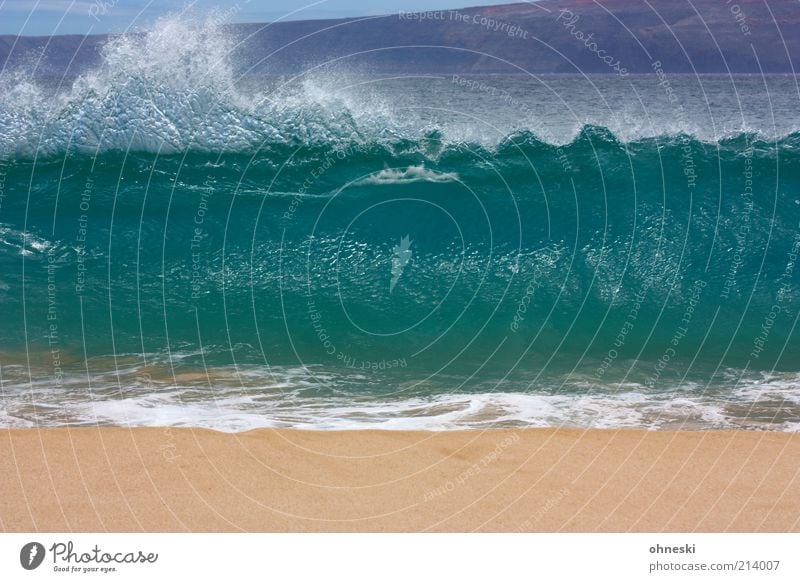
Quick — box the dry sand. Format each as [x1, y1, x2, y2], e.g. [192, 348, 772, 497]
[1, 427, 798, 532]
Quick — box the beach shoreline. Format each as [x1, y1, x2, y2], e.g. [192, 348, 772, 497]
[1, 427, 798, 532]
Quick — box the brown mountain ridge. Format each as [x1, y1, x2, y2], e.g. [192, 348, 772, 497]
[1, 0, 799, 75]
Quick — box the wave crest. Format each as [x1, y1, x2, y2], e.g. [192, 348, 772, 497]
[1, 13, 800, 159]
[0, 13, 398, 156]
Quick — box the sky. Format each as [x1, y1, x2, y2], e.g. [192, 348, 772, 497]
[0, 0, 511, 36]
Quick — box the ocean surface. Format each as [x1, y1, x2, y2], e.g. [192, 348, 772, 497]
[1, 17, 799, 431]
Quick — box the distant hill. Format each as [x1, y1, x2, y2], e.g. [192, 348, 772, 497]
[2, 0, 799, 75]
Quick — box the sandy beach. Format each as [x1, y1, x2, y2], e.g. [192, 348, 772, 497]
[1, 427, 798, 532]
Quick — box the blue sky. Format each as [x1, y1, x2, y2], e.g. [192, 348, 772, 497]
[0, 0, 510, 36]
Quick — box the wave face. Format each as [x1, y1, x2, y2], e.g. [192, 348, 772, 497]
[1, 15, 799, 430]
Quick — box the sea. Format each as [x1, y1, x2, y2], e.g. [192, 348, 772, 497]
[1, 16, 798, 431]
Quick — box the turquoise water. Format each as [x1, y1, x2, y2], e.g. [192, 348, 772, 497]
[1, 18, 798, 430]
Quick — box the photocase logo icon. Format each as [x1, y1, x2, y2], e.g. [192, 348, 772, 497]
[389, 235, 413, 293]
[20, 542, 46, 570]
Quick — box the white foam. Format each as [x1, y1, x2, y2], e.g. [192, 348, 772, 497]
[355, 165, 460, 185]
[0, 225, 54, 257]
[2, 363, 798, 432]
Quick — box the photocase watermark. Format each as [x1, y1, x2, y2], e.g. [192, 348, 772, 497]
[651, 60, 697, 192]
[750, 229, 799, 359]
[45, 247, 63, 386]
[89, 0, 253, 24]
[777, 228, 800, 304]
[282, 142, 370, 223]
[596, 278, 653, 379]
[646, 279, 706, 388]
[750, 304, 781, 360]
[398, 10, 448, 21]
[307, 294, 405, 371]
[307, 296, 336, 356]
[389, 235, 413, 294]
[158, 425, 181, 463]
[399, 10, 530, 39]
[48, 540, 157, 574]
[510, 272, 543, 333]
[651, 60, 680, 105]
[555, 9, 629, 76]
[721, 141, 754, 300]
[0, 161, 6, 216]
[725, 0, 753, 36]
[88, 0, 119, 22]
[516, 487, 570, 531]
[422, 433, 520, 502]
[20, 540, 158, 574]
[74, 177, 93, 297]
[204, 1, 253, 30]
[20, 542, 46, 570]
[336, 354, 407, 370]
[451, 74, 573, 174]
[293, 144, 413, 372]
[190, 179, 214, 301]
[449, 10, 530, 39]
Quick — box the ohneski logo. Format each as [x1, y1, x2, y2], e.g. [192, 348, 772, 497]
[20, 542, 45, 570]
